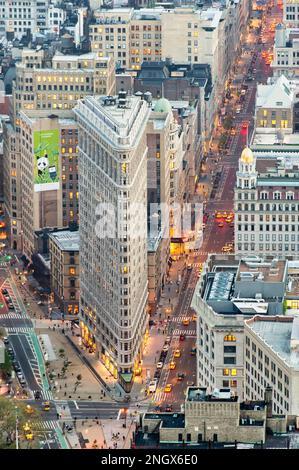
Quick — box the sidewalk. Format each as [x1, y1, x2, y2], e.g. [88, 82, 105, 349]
[74, 416, 137, 449]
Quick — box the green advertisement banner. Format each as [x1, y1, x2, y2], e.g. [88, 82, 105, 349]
[34, 129, 60, 192]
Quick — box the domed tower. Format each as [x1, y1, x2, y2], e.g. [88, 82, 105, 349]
[236, 147, 257, 189]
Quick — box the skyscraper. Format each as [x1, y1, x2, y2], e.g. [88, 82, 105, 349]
[74, 92, 151, 390]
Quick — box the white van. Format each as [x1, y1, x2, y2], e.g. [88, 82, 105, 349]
[148, 379, 158, 393]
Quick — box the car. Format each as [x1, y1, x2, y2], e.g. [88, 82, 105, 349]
[164, 404, 173, 412]
[230, 128, 236, 136]
[8, 303, 14, 310]
[149, 320, 156, 326]
[34, 391, 41, 400]
[1, 288, 8, 295]
[187, 264, 192, 271]
[236, 107, 241, 114]
[65, 424, 74, 433]
[148, 379, 158, 393]
[174, 349, 181, 358]
[169, 361, 176, 370]
[165, 336, 171, 344]
[182, 319, 189, 326]
[177, 373, 185, 381]
[192, 314, 197, 321]
[17, 373, 24, 380]
[20, 379, 26, 386]
[160, 351, 167, 359]
[3, 337, 9, 345]
[43, 401, 50, 411]
[187, 381, 195, 386]
[156, 362, 163, 369]
[179, 334, 185, 341]
[218, 222, 224, 228]
[164, 384, 172, 393]
[14, 364, 21, 373]
[162, 344, 170, 352]
[7, 347, 14, 355]
[4, 295, 10, 301]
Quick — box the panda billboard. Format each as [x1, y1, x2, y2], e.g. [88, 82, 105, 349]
[33, 129, 60, 192]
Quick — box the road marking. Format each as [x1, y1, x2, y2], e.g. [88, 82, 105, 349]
[73, 400, 79, 410]
[117, 409, 122, 420]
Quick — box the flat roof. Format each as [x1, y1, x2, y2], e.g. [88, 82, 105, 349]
[49, 230, 79, 252]
[237, 259, 286, 283]
[187, 387, 238, 402]
[246, 316, 299, 368]
[144, 413, 185, 428]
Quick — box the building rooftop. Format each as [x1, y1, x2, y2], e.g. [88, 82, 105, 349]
[187, 387, 238, 402]
[256, 75, 294, 109]
[143, 413, 185, 429]
[245, 316, 299, 368]
[49, 230, 79, 252]
[237, 258, 286, 284]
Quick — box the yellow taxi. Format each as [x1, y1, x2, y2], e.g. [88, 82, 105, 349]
[198, 263, 203, 272]
[169, 361, 176, 370]
[26, 405, 34, 415]
[215, 212, 223, 219]
[164, 384, 173, 393]
[182, 318, 189, 326]
[43, 401, 50, 411]
[174, 349, 181, 358]
[23, 423, 33, 440]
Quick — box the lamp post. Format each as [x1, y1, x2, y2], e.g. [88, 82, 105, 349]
[15, 407, 19, 450]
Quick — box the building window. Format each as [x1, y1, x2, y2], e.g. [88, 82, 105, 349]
[69, 267, 76, 275]
[224, 335, 236, 342]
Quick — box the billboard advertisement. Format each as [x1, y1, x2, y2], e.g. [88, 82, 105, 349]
[34, 129, 60, 192]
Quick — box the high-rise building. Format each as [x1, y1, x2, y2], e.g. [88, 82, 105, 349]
[234, 146, 299, 258]
[191, 254, 287, 401]
[0, 0, 49, 39]
[283, 0, 299, 27]
[3, 48, 115, 252]
[74, 93, 151, 390]
[18, 111, 79, 258]
[244, 315, 299, 416]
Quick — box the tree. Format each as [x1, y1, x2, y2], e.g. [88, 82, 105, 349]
[58, 348, 65, 358]
[0, 328, 6, 339]
[0, 397, 41, 449]
[73, 374, 82, 393]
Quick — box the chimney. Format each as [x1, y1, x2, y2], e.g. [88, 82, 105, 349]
[264, 386, 273, 418]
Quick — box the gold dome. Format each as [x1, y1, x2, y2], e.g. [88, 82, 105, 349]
[240, 147, 254, 164]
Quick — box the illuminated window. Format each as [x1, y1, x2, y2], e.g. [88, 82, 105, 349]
[69, 267, 76, 275]
[61, 147, 66, 153]
[11, 170, 16, 177]
[70, 210, 74, 217]
[224, 335, 236, 342]
[69, 192, 73, 199]
[156, 152, 160, 159]
[69, 147, 73, 154]
[281, 120, 288, 128]
[271, 120, 276, 126]
[122, 163, 127, 173]
[37, 76, 41, 82]
[76, 192, 79, 199]
[193, 31, 199, 37]
[12, 220, 16, 226]
[263, 110, 267, 117]
[62, 174, 66, 180]
[223, 369, 229, 376]
[231, 369, 237, 376]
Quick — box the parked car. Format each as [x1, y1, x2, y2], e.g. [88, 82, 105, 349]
[156, 362, 163, 369]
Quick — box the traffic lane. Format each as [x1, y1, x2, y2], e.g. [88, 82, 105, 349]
[0, 318, 33, 328]
[161, 338, 196, 410]
[9, 334, 41, 392]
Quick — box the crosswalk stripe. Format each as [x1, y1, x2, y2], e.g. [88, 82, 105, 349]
[173, 329, 196, 336]
[34, 420, 58, 431]
[7, 327, 32, 334]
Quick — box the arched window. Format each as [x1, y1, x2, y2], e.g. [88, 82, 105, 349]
[224, 334, 236, 342]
